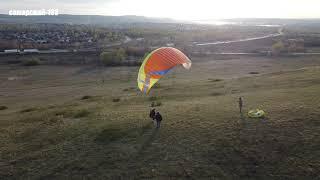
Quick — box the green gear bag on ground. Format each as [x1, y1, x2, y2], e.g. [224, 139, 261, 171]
[248, 109, 266, 118]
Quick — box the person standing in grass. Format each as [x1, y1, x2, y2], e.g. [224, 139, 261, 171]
[149, 108, 156, 121]
[238, 97, 243, 114]
[155, 112, 162, 128]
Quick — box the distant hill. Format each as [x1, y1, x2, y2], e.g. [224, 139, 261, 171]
[0, 14, 177, 26]
[2, 14, 320, 29]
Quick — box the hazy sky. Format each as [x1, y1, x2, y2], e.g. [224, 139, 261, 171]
[1, 0, 320, 20]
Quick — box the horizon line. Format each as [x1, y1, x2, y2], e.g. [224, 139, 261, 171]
[1, 14, 320, 20]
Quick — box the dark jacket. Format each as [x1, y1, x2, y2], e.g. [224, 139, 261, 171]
[239, 97, 243, 107]
[155, 113, 162, 121]
[149, 109, 156, 119]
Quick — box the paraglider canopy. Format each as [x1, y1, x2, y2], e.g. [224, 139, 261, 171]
[137, 47, 191, 94]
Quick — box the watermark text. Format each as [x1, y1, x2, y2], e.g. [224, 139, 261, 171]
[8, 9, 59, 16]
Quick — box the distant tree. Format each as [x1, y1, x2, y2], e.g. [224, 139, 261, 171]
[100, 48, 127, 66]
[271, 41, 285, 56]
[288, 39, 305, 53]
[100, 52, 115, 66]
[126, 47, 149, 57]
[116, 48, 126, 60]
[23, 57, 40, 66]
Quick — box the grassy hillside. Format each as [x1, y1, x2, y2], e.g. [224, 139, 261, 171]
[0, 55, 319, 179]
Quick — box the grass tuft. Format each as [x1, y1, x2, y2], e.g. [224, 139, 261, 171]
[20, 107, 38, 113]
[112, 98, 121, 102]
[151, 101, 162, 107]
[73, 109, 90, 118]
[208, 78, 223, 82]
[211, 92, 224, 96]
[149, 96, 158, 101]
[81, 95, 93, 100]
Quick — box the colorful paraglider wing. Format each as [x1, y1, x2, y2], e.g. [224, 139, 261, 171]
[137, 47, 191, 94]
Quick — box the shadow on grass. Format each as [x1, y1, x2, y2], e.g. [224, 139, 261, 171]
[94, 122, 156, 145]
[95, 128, 130, 144]
[136, 127, 159, 156]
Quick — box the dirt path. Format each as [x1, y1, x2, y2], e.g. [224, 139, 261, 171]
[195, 28, 283, 46]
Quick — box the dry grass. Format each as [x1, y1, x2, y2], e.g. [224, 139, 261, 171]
[0, 56, 320, 179]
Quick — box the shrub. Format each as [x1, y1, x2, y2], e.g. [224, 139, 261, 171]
[55, 110, 67, 116]
[249, 72, 260, 74]
[0, 106, 8, 110]
[112, 98, 120, 102]
[126, 47, 149, 57]
[208, 78, 223, 82]
[74, 109, 90, 118]
[116, 48, 127, 60]
[125, 60, 142, 66]
[151, 102, 155, 107]
[20, 107, 37, 113]
[100, 52, 115, 66]
[54, 109, 74, 117]
[151, 101, 162, 107]
[81, 95, 92, 100]
[23, 57, 40, 66]
[100, 48, 127, 66]
[271, 41, 285, 56]
[149, 96, 157, 101]
[156, 101, 162, 107]
[211, 92, 223, 96]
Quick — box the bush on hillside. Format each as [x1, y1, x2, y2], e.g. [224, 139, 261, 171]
[100, 48, 126, 66]
[23, 57, 40, 66]
[271, 41, 285, 56]
[73, 109, 90, 118]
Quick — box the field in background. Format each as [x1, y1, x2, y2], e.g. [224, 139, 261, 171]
[0, 55, 320, 179]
